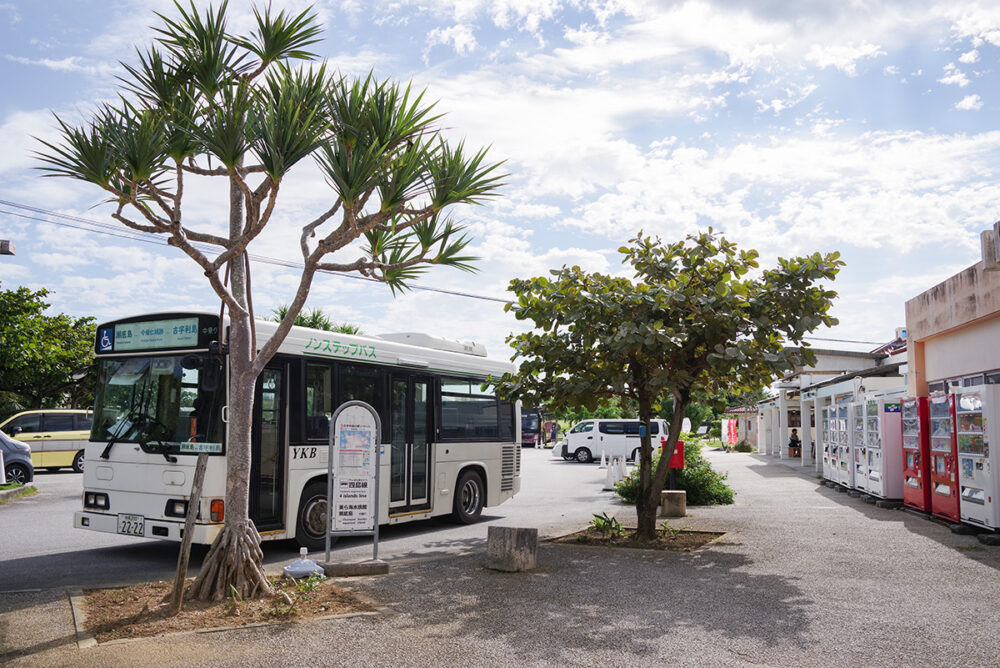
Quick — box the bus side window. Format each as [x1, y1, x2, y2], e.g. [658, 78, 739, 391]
[305, 363, 332, 440]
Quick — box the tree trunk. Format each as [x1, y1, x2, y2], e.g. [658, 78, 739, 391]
[634, 392, 657, 540]
[640, 389, 691, 541]
[187, 172, 273, 602]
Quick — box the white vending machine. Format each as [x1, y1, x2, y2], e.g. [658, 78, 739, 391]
[864, 395, 903, 499]
[952, 385, 1000, 529]
[851, 402, 867, 492]
[822, 406, 836, 481]
[837, 403, 854, 488]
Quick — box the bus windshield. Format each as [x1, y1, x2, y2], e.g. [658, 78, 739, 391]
[521, 413, 540, 434]
[92, 355, 224, 455]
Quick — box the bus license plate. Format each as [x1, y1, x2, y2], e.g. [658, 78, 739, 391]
[117, 513, 145, 536]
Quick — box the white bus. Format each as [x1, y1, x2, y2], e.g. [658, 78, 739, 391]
[74, 312, 521, 549]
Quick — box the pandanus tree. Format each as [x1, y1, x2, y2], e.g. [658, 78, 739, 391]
[496, 231, 842, 540]
[35, 2, 503, 600]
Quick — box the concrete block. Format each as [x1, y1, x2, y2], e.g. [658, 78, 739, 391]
[487, 526, 538, 572]
[659, 490, 687, 518]
[875, 499, 901, 509]
[321, 559, 390, 577]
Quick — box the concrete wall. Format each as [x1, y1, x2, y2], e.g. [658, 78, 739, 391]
[906, 258, 1000, 395]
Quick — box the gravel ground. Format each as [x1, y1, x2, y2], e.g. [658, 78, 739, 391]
[3, 450, 999, 667]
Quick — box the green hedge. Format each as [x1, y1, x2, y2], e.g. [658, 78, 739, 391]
[614, 439, 734, 506]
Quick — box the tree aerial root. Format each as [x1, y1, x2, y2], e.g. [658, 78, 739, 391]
[187, 520, 274, 601]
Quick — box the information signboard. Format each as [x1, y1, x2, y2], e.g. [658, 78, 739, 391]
[326, 401, 382, 561]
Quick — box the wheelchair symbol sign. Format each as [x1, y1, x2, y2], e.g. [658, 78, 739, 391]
[98, 327, 114, 352]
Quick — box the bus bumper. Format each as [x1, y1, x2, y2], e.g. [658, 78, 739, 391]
[74, 511, 223, 544]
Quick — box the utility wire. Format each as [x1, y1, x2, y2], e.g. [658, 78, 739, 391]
[0, 197, 885, 344]
[0, 199, 510, 304]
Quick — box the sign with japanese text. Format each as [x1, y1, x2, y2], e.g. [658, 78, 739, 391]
[111, 317, 200, 352]
[330, 403, 379, 532]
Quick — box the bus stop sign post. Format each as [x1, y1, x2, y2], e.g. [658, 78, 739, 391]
[324, 400, 388, 575]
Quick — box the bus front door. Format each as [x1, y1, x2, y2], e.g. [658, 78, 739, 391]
[250, 365, 287, 531]
[390, 374, 433, 514]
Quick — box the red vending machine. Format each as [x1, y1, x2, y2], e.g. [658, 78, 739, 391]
[928, 393, 960, 522]
[900, 397, 930, 512]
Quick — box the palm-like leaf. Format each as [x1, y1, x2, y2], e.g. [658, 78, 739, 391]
[232, 4, 323, 65]
[426, 141, 505, 209]
[189, 78, 253, 168]
[250, 64, 331, 180]
[34, 115, 121, 188]
[154, 0, 249, 98]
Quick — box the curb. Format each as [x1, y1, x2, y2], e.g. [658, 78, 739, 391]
[67, 588, 98, 649]
[0, 483, 36, 504]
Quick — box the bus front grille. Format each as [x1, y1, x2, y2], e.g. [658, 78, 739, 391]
[501, 444, 515, 491]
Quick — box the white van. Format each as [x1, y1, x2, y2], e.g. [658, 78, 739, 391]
[558, 419, 670, 463]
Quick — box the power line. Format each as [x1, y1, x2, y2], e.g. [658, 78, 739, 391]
[0, 199, 511, 304]
[0, 198, 888, 345]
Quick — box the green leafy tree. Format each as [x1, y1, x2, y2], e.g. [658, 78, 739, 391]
[35, 2, 502, 600]
[0, 283, 96, 411]
[498, 230, 841, 540]
[270, 304, 363, 334]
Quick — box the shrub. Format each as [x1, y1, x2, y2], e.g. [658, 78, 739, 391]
[614, 439, 734, 505]
[734, 440, 753, 453]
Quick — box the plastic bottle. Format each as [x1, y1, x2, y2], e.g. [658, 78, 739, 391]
[283, 547, 325, 579]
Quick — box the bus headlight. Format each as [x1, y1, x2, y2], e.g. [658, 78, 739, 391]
[210, 499, 224, 522]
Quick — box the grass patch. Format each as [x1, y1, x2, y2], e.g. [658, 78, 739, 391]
[84, 575, 376, 643]
[0, 485, 37, 505]
[956, 545, 986, 552]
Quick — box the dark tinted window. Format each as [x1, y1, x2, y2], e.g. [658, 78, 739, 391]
[74, 414, 93, 430]
[45, 414, 76, 431]
[8, 414, 41, 433]
[306, 363, 332, 440]
[599, 422, 626, 435]
[499, 401, 515, 441]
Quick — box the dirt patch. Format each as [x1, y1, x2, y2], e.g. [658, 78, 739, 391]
[552, 528, 724, 551]
[84, 575, 376, 643]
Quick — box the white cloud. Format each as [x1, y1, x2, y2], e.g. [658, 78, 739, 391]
[425, 23, 479, 60]
[883, 65, 900, 75]
[805, 42, 885, 76]
[4, 55, 115, 77]
[955, 94, 983, 110]
[938, 62, 970, 87]
[959, 48, 980, 63]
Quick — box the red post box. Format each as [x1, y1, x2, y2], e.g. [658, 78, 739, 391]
[660, 437, 685, 469]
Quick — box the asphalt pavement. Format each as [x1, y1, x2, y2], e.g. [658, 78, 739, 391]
[3, 448, 1000, 666]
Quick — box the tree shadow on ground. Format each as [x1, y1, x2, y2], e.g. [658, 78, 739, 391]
[357, 544, 812, 664]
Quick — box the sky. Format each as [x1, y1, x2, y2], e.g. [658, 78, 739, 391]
[2, 0, 1000, 362]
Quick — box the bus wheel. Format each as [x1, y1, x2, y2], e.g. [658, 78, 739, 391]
[295, 481, 336, 551]
[631, 448, 640, 463]
[72, 451, 85, 474]
[575, 447, 592, 463]
[452, 470, 484, 524]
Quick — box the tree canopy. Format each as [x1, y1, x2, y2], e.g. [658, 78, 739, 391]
[497, 230, 842, 538]
[0, 283, 95, 413]
[269, 304, 363, 334]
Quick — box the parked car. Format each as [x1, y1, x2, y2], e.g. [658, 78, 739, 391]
[0, 409, 92, 473]
[558, 418, 670, 463]
[1, 430, 34, 484]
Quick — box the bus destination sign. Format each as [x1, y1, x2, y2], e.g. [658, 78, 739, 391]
[97, 316, 208, 353]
